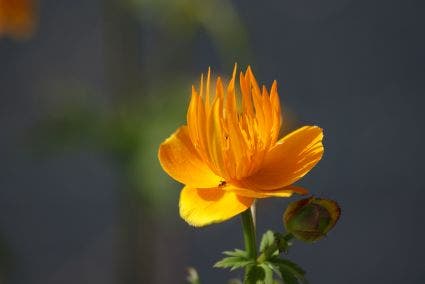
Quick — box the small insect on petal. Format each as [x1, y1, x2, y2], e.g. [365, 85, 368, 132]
[158, 65, 326, 227]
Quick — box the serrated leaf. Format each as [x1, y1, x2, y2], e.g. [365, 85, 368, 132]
[259, 263, 274, 284]
[269, 257, 308, 284]
[274, 233, 292, 254]
[268, 262, 298, 284]
[277, 259, 306, 277]
[258, 232, 293, 262]
[214, 256, 254, 271]
[246, 265, 266, 284]
[223, 249, 249, 258]
[229, 260, 256, 271]
[281, 271, 299, 284]
[266, 262, 282, 276]
[260, 230, 276, 252]
[214, 256, 245, 267]
[215, 249, 254, 271]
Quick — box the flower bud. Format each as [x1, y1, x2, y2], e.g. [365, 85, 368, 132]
[283, 197, 340, 243]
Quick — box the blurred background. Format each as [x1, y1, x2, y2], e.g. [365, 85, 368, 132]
[0, 0, 424, 283]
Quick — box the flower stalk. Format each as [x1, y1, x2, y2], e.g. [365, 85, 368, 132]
[241, 205, 257, 279]
[158, 66, 337, 283]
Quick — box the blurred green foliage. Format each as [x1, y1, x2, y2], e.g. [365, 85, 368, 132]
[125, 0, 251, 63]
[34, 79, 189, 209]
[12, 0, 254, 283]
[0, 234, 12, 284]
[35, 0, 252, 212]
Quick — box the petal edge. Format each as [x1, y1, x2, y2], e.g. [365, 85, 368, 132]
[179, 186, 253, 227]
[242, 126, 324, 190]
[158, 126, 222, 188]
[223, 184, 308, 198]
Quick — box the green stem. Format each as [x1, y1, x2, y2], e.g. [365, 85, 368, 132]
[241, 206, 257, 280]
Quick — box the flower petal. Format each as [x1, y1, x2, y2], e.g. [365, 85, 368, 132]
[242, 126, 324, 190]
[179, 186, 253, 227]
[158, 126, 222, 188]
[223, 184, 308, 199]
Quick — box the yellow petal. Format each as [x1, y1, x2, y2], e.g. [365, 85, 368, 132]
[158, 126, 222, 188]
[242, 126, 324, 190]
[223, 184, 308, 198]
[179, 186, 253, 227]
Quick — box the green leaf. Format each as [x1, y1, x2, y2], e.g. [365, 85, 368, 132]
[214, 256, 253, 270]
[267, 262, 282, 276]
[269, 257, 308, 284]
[259, 263, 274, 284]
[246, 265, 266, 284]
[260, 230, 276, 253]
[223, 249, 249, 258]
[277, 259, 306, 279]
[268, 262, 297, 284]
[245, 264, 282, 284]
[214, 249, 255, 271]
[274, 233, 293, 254]
[281, 272, 299, 284]
[258, 231, 295, 265]
[258, 231, 293, 263]
[186, 267, 200, 284]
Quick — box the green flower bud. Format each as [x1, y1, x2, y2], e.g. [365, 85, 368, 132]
[283, 197, 341, 243]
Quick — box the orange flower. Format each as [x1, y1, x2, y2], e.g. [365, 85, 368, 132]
[158, 66, 324, 226]
[0, 0, 36, 39]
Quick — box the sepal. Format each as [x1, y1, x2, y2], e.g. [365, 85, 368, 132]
[283, 197, 341, 243]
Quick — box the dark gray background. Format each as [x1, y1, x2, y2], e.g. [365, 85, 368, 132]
[1, 0, 424, 283]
